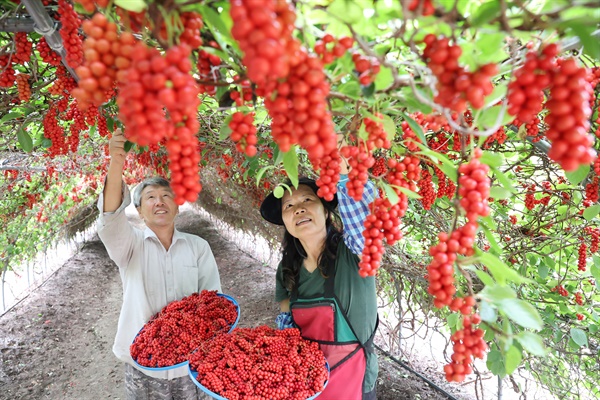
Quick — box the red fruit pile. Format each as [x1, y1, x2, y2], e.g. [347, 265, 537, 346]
[422, 34, 497, 112]
[507, 44, 558, 123]
[545, 57, 596, 171]
[188, 326, 328, 400]
[130, 290, 238, 368]
[229, 111, 258, 157]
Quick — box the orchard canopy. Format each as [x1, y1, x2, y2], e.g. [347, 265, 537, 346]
[0, 0, 599, 397]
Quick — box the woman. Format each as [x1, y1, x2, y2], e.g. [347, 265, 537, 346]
[260, 171, 379, 400]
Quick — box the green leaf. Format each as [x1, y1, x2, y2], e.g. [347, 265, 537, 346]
[17, 128, 33, 152]
[327, 0, 363, 24]
[480, 151, 504, 168]
[564, 164, 589, 185]
[477, 251, 532, 285]
[479, 299, 497, 322]
[446, 313, 460, 329]
[538, 263, 549, 280]
[219, 115, 233, 140]
[566, 23, 600, 59]
[557, 205, 569, 215]
[590, 259, 600, 287]
[480, 221, 502, 255]
[583, 204, 600, 221]
[505, 345, 522, 375]
[0, 112, 22, 123]
[382, 182, 400, 205]
[124, 141, 133, 152]
[282, 150, 299, 188]
[570, 328, 588, 347]
[398, 111, 427, 146]
[498, 299, 544, 331]
[491, 167, 517, 193]
[393, 184, 421, 200]
[338, 81, 361, 99]
[489, 186, 512, 200]
[114, 0, 147, 13]
[476, 105, 512, 130]
[374, 66, 394, 91]
[381, 114, 396, 142]
[486, 349, 505, 376]
[480, 284, 517, 303]
[516, 332, 547, 356]
[255, 166, 273, 187]
[470, 0, 500, 27]
[273, 185, 284, 199]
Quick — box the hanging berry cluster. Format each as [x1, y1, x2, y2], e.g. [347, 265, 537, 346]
[408, 0, 435, 16]
[130, 290, 238, 368]
[0, 56, 16, 87]
[545, 58, 596, 171]
[36, 37, 62, 66]
[358, 155, 421, 277]
[424, 148, 490, 381]
[58, 0, 84, 68]
[13, 32, 32, 64]
[352, 52, 381, 85]
[188, 326, 328, 400]
[16, 74, 31, 102]
[507, 44, 558, 123]
[229, 111, 258, 157]
[422, 34, 498, 112]
[73, 13, 137, 110]
[197, 48, 221, 95]
[444, 311, 487, 383]
[314, 34, 354, 64]
[230, 0, 340, 199]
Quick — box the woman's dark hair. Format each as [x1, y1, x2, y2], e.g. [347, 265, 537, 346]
[280, 196, 343, 293]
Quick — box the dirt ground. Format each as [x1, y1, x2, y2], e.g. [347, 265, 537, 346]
[0, 209, 470, 400]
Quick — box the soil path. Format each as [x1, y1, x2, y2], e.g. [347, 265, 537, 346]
[0, 209, 461, 400]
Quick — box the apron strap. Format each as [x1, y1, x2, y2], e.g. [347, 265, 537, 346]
[363, 315, 379, 354]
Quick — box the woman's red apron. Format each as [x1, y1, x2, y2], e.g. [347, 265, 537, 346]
[290, 263, 377, 400]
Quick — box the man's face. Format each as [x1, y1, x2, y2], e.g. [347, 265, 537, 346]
[137, 185, 178, 229]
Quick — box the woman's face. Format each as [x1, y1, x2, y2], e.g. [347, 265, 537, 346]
[281, 184, 328, 240]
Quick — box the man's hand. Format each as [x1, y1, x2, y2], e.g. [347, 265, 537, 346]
[109, 129, 127, 166]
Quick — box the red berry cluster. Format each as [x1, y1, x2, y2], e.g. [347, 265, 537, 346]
[230, 0, 296, 86]
[551, 285, 569, 297]
[229, 111, 258, 157]
[408, 0, 435, 16]
[73, 13, 136, 110]
[458, 148, 491, 222]
[13, 32, 32, 64]
[197, 49, 221, 96]
[43, 106, 68, 157]
[585, 177, 599, 204]
[161, 45, 203, 204]
[188, 326, 328, 400]
[584, 226, 599, 253]
[507, 44, 558, 123]
[422, 34, 497, 112]
[16, 74, 31, 102]
[314, 34, 353, 64]
[342, 116, 391, 201]
[595, 157, 600, 176]
[574, 292, 584, 306]
[229, 78, 253, 106]
[400, 120, 423, 152]
[358, 156, 420, 277]
[576, 313, 585, 321]
[58, 0, 84, 68]
[73, 0, 108, 12]
[130, 290, 238, 368]
[352, 52, 381, 85]
[545, 57, 596, 171]
[418, 167, 436, 210]
[578, 241, 587, 271]
[178, 12, 204, 49]
[0, 56, 16, 87]
[444, 313, 486, 383]
[313, 149, 341, 201]
[482, 126, 507, 149]
[36, 37, 62, 66]
[371, 156, 387, 177]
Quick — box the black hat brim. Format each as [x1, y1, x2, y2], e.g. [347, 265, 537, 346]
[260, 178, 338, 225]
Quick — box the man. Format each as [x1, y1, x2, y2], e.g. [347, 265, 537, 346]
[97, 129, 221, 399]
